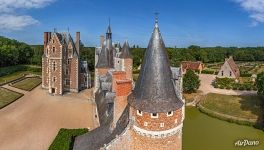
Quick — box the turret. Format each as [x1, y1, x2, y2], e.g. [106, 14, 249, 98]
[128, 16, 184, 145]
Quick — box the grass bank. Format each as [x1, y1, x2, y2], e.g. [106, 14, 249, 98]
[49, 128, 88, 150]
[198, 93, 264, 129]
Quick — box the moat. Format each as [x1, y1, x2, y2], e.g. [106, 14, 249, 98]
[183, 107, 264, 150]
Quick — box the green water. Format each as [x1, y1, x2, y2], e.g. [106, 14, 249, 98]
[183, 107, 264, 150]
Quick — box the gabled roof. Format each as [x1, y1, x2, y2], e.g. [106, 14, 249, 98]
[181, 61, 203, 70]
[226, 56, 240, 78]
[119, 40, 132, 58]
[128, 18, 183, 113]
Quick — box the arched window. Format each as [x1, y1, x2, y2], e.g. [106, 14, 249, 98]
[167, 111, 173, 117]
[151, 113, 158, 118]
[53, 62, 56, 71]
[137, 110, 142, 116]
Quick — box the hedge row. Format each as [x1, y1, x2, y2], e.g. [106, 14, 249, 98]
[213, 77, 257, 91]
[0, 65, 41, 77]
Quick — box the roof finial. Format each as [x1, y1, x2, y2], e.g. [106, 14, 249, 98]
[67, 27, 69, 33]
[155, 12, 159, 28]
[54, 28, 57, 33]
[108, 17, 111, 26]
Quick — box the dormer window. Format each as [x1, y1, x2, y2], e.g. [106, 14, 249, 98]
[137, 110, 142, 116]
[167, 111, 173, 117]
[151, 113, 158, 118]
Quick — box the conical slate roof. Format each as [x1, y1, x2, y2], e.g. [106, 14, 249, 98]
[96, 45, 109, 68]
[128, 18, 183, 113]
[119, 40, 132, 58]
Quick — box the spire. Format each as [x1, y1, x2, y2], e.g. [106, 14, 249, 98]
[128, 16, 183, 113]
[106, 18, 112, 34]
[119, 40, 132, 58]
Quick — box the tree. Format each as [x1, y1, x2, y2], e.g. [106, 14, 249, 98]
[183, 70, 200, 93]
[256, 72, 264, 96]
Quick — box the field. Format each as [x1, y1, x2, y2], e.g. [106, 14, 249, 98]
[49, 128, 88, 150]
[200, 93, 263, 120]
[0, 88, 23, 109]
[11, 78, 42, 91]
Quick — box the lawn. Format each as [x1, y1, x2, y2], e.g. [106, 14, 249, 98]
[0, 88, 23, 109]
[200, 93, 263, 120]
[49, 128, 88, 150]
[0, 71, 41, 85]
[11, 78, 42, 91]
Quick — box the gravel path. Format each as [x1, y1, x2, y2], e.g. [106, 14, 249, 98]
[0, 86, 96, 150]
[199, 74, 257, 95]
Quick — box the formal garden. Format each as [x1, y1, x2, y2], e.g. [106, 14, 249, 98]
[10, 77, 42, 91]
[213, 77, 257, 91]
[0, 88, 23, 109]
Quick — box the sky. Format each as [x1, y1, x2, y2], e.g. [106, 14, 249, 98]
[1, 0, 264, 48]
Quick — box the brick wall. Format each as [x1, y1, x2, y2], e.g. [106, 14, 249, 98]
[124, 58, 133, 80]
[131, 107, 182, 131]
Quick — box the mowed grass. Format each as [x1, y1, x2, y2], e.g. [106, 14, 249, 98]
[0, 71, 41, 85]
[0, 88, 23, 109]
[200, 93, 264, 120]
[49, 128, 88, 150]
[183, 91, 203, 103]
[12, 78, 42, 91]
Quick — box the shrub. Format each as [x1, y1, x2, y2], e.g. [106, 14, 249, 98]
[239, 86, 245, 91]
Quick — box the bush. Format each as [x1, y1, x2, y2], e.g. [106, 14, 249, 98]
[49, 128, 88, 150]
[239, 86, 245, 91]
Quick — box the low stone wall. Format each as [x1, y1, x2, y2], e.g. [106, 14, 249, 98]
[197, 103, 263, 129]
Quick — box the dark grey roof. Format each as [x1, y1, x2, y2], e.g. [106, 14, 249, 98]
[73, 90, 130, 150]
[96, 45, 110, 68]
[128, 19, 183, 113]
[119, 40, 132, 58]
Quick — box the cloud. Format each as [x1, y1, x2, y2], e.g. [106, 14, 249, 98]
[0, 0, 55, 30]
[234, 0, 264, 26]
[0, 14, 39, 30]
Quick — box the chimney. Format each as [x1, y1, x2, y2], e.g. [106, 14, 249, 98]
[100, 35, 105, 47]
[44, 32, 48, 50]
[76, 32, 80, 54]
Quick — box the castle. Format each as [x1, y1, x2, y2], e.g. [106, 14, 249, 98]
[73, 17, 185, 150]
[42, 31, 91, 95]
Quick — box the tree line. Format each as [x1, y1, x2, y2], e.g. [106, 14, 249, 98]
[2, 36, 264, 71]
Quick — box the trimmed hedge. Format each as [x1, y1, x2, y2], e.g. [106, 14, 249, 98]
[201, 69, 215, 74]
[213, 77, 257, 91]
[49, 128, 88, 150]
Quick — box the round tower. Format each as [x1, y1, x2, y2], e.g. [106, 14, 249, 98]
[128, 16, 184, 149]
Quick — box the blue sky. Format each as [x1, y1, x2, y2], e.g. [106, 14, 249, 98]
[1, 0, 264, 47]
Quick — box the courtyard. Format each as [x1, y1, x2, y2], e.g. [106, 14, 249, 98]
[0, 86, 96, 150]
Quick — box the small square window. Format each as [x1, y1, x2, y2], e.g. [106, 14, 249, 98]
[167, 111, 173, 117]
[144, 122, 148, 126]
[151, 113, 158, 118]
[137, 110, 142, 116]
[160, 123, 164, 127]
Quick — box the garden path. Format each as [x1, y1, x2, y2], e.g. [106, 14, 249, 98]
[199, 74, 257, 95]
[0, 86, 96, 150]
[2, 84, 28, 95]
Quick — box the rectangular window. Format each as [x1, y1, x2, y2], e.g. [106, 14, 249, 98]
[67, 59, 70, 65]
[65, 79, 70, 86]
[53, 77, 56, 82]
[66, 69, 69, 75]
[221, 71, 224, 76]
[230, 71, 232, 77]
[144, 122, 148, 126]
[151, 113, 158, 118]
[160, 123, 164, 128]
[53, 47, 55, 53]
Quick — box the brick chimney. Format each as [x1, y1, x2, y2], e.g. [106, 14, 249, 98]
[100, 35, 105, 47]
[76, 32, 80, 54]
[44, 32, 52, 51]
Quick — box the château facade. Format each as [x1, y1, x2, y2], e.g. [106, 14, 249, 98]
[42, 31, 91, 95]
[73, 17, 185, 150]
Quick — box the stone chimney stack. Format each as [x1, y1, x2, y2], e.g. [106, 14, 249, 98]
[100, 35, 105, 47]
[76, 32, 80, 54]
